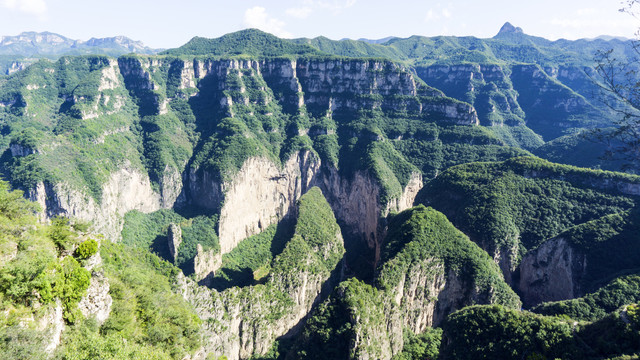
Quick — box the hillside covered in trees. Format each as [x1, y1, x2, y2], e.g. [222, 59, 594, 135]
[1, 23, 640, 359]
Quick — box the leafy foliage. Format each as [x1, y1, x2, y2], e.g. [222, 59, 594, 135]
[533, 274, 640, 321]
[74, 239, 98, 259]
[424, 156, 638, 257]
[392, 328, 441, 360]
[442, 303, 640, 360]
[211, 221, 292, 290]
[378, 205, 520, 309]
[162, 29, 321, 57]
[441, 305, 580, 360]
[98, 242, 201, 358]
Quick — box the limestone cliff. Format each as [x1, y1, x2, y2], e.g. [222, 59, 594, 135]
[168, 223, 182, 262]
[190, 146, 422, 261]
[177, 187, 345, 360]
[6, 54, 477, 245]
[77, 270, 113, 324]
[518, 238, 586, 307]
[291, 206, 520, 360]
[28, 165, 162, 239]
[193, 244, 222, 285]
[193, 151, 319, 254]
[416, 63, 523, 127]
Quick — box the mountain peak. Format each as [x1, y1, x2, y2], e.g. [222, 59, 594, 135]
[497, 22, 524, 36]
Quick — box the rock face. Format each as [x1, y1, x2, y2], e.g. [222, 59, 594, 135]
[292, 206, 519, 360]
[393, 258, 446, 331]
[77, 271, 113, 324]
[28, 165, 162, 239]
[497, 22, 524, 35]
[518, 237, 587, 307]
[214, 152, 319, 254]
[190, 148, 422, 258]
[41, 299, 64, 354]
[510, 64, 602, 139]
[193, 244, 222, 285]
[168, 223, 182, 262]
[178, 188, 345, 360]
[9, 143, 38, 157]
[416, 63, 524, 127]
[10, 55, 469, 244]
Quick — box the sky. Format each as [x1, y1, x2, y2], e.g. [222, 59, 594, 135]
[0, 0, 638, 49]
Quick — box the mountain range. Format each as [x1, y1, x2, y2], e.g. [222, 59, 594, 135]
[0, 23, 639, 359]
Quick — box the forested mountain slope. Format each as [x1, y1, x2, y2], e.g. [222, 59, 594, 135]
[0, 25, 639, 359]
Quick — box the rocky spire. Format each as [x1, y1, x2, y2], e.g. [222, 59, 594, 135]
[497, 22, 524, 36]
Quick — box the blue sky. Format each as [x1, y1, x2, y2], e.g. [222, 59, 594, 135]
[0, 0, 637, 48]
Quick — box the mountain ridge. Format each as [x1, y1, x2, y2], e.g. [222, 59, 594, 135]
[1, 22, 640, 360]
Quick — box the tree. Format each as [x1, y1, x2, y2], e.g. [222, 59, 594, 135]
[592, 1, 640, 172]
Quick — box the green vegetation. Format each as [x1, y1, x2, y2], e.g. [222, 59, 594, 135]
[121, 209, 219, 275]
[273, 187, 343, 273]
[533, 274, 640, 321]
[0, 180, 201, 358]
[121, 209, 185, 253]
[291, 278, 384, 360]
[441, 305, 579, 359]
[293, 205, 518, 359]
[549, 208, 640, 291]
[392, 328, 441, 360]
[206, 187, 344, 359]
[441, 304, 640, 360]
[211, 221, 292, 290]
[0, 182, 91, 323]
[0, 55, 148, 200]
[3, 27, 640, 360]
[534, 129, 630, 173]
[74, 238, 99, 259]
[379, 205, 520, 308]
[55, 319, 173, 360]
[424, 156, 638, 258]
[95, 242, 201, 358]
[162, 29, 321, 57]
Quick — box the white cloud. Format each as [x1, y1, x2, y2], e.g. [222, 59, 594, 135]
[425, 5, 453, 22]
[313, 0, 357, 14]
[425, 9, 438, 21]
[1, 0, 47, 16]
[243, 6, 292, 38]
[286, 6, 313, 19]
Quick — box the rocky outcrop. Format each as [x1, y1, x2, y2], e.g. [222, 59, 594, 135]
[168, 223, 182, 262]
[191, 146, 422, 259]
[518, 237, 587, 307]
[321, 169, 383, 249]
[178, 188, 345, 360]
[416, 63, 521, 126]
[117, 56, 164, 116]
[5, 60, 29, 75]
[193, 244, 221, 285]
[190, 151, 320, 254]
[28, 165, 162, 240]
[493, 242, 520, 285]
[77, 271, 112, 324]
[392, 258, 446, 331]
[98, 59, 121, 91]
[171, 57, 474, 121]
[321, 168, 423, 263]
[9, 143, 38, 157]
[41, 299, 64, 354]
